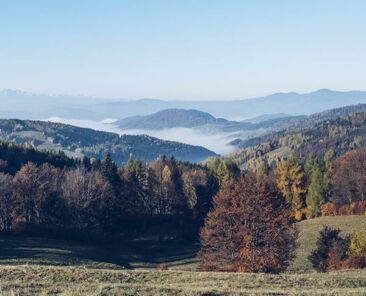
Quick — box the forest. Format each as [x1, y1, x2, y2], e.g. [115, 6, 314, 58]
[0, 137, 365, 273]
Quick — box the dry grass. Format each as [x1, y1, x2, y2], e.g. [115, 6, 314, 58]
[289, 215, 366, 272]
[0, 264, 365, 295]
[1, 216, 366, 295]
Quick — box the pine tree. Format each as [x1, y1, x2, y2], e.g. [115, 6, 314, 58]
[306, 164, 326, 216]
[101, 154, 118, 182]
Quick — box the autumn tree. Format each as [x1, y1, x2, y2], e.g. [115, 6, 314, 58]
[199, 174, 297, 273]
[276, 154, 306, 212]
[331, 148, 366, 206]
[13, 162, 62, 225]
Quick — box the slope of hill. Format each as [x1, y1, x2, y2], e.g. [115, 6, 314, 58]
[0, 216, 365, 295]
[0, 119, 216, 164]
[116, 108, 253, 131]
[289, 215, 366, 272]
[243, 113, 292, 123]
[230, 109, 366, 170]
[117, 109, 221, 129]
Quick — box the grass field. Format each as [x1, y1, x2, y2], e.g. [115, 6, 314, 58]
[0, 265, 366, 295]
[289, 215, 366, 272]
[0, 215, 365, 295]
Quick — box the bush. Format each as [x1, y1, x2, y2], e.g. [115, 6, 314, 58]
[158, 264, 168, 271]
[342, 254, 366, 269]
[327, 241, 346, 271]
[294, 210, 305, 221]
[309, 226, 349, 272]
[349, 231, 366, 256]
[321, 203, 337, 217]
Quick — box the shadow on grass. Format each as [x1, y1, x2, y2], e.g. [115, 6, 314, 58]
[0, 234, 199, 270]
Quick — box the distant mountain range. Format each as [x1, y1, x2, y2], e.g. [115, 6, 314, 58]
[0, 119, 216, 164]
[1, 89, 366, 121]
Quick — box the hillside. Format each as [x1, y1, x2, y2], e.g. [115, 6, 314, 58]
[0, 216, 365, 295]
[117, 109, 222, 129]
[289, 215, 366, 272]
[230, 109, 366, 170]
[116, 108, 254, 132]
[0, 216, 364, 272]
[243, 113, 292, 123]
[0, 119, 216, 164]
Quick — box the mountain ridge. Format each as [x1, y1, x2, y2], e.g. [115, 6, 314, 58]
[2, 89, 366, 120]
[0, 118, 216, 164]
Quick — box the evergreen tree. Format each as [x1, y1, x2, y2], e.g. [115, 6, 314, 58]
[101, 153, 120, 186]
[306, 163, 327, 216]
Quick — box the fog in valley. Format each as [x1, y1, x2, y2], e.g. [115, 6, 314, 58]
[46, 117, 237, 155]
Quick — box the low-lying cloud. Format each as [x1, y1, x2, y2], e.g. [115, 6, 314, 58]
[45, 117, 237, 155]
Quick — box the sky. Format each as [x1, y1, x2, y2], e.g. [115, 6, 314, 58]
[0, 0, 365, 100]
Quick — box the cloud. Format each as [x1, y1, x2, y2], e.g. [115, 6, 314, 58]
[45, 117, 236, 155]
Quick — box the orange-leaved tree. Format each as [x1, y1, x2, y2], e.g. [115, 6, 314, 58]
[199, 174, 297, 273]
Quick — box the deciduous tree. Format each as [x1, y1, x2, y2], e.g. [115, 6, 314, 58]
[199, 174, 297, 273]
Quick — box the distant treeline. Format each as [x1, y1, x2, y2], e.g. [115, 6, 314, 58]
[0, 141, 240, 241]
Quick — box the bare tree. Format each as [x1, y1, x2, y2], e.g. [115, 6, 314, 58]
[0, 173, 13, 231]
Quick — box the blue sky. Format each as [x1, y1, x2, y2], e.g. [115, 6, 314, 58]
[0, 0, 365, 100]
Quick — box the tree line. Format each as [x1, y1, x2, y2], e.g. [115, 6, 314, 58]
[0, 144, 242, 241]
[0, 141, 365, 273]
[275, 148, 366, 220]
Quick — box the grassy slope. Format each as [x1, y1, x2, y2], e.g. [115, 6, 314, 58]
[1, 216, 365, 272]
[0, 265, 366, 295]
[0, 216, 366, 295]
[289, 215, 366, 272]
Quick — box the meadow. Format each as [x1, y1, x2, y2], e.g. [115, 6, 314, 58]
[0, 215, 365, 295]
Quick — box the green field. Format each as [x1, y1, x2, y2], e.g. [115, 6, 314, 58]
[0, 215, 365, 295]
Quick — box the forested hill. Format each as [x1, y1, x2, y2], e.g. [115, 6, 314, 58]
[116, 108, 255, 131]
[0, 119, 216, 164]
[230, 110, 366, 171]
[117, 109, 221, 129]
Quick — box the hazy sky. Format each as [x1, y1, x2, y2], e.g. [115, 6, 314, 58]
[1, 0, 365, 100]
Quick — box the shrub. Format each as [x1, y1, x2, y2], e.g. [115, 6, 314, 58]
[327, 241, 347, 271]
[338, 205, 351, 216]
[158, 264, 168, 271]
[342, 254, 366, 269]
[309, 226, 349, 272]
[349, 231, 366, 256]
[321, 203, 337, 217]
[294, 210, 304, 221]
